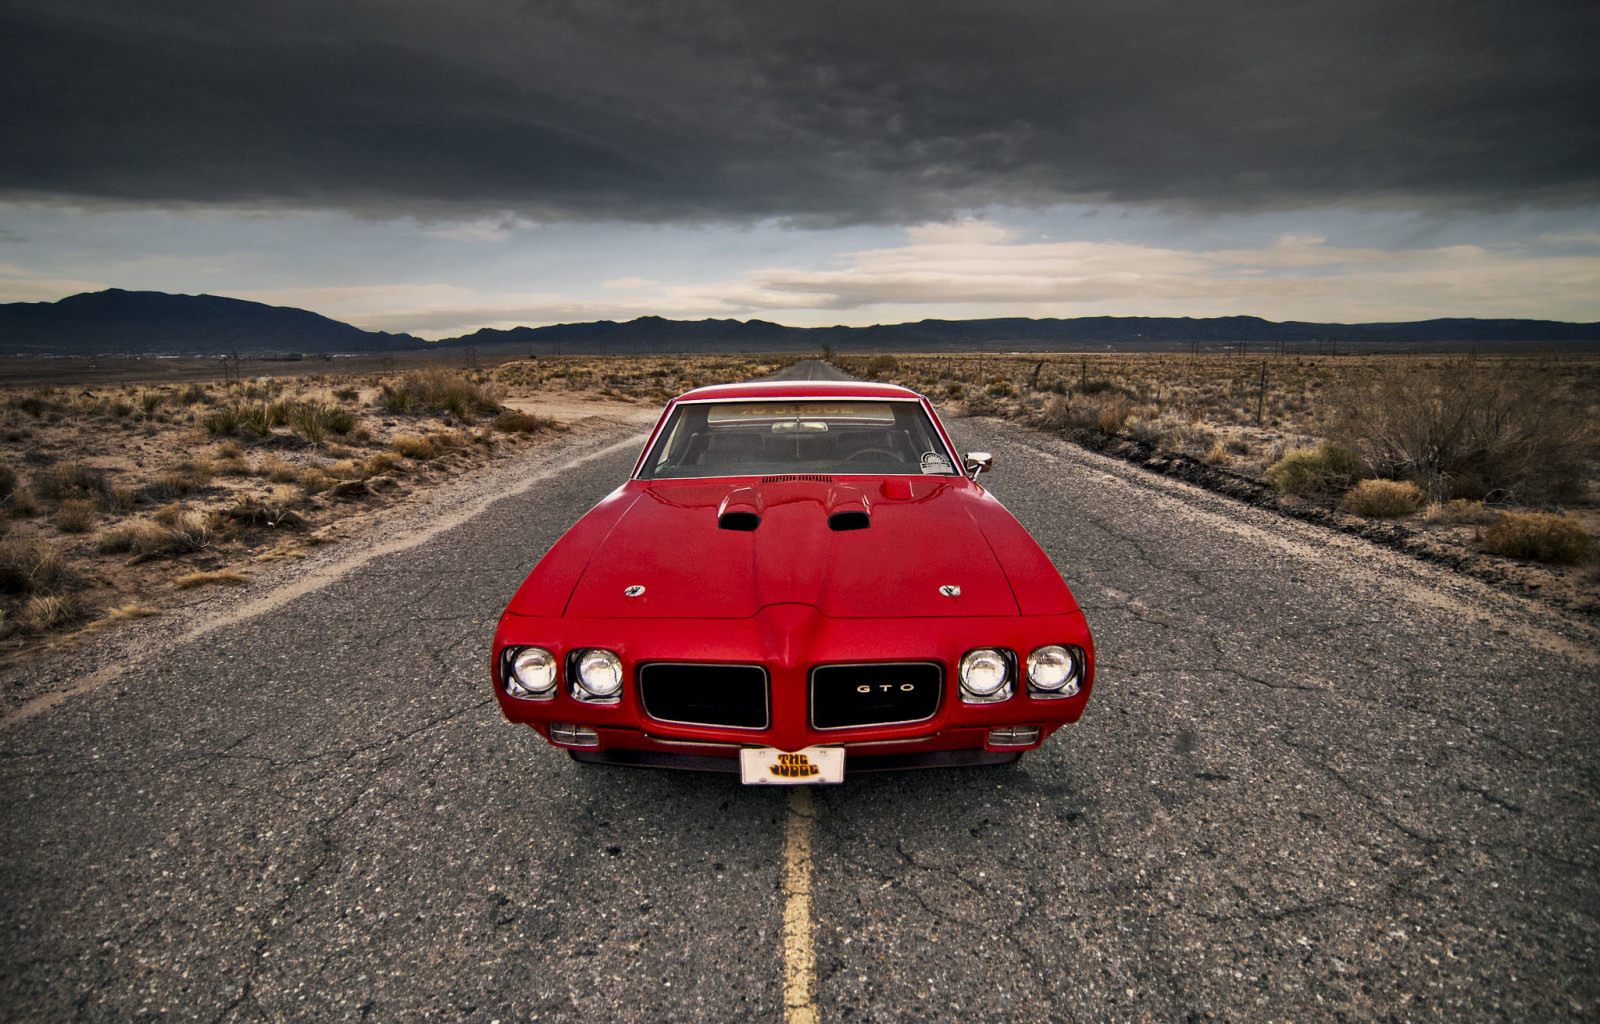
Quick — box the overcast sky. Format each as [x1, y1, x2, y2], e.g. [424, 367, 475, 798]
[3, 0, 1598, 336]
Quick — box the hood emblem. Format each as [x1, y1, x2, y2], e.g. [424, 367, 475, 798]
[624, 585, 646, 597]
[940, 585, 961, 597]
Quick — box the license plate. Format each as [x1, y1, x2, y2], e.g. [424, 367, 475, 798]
[739, 746, 844, 785]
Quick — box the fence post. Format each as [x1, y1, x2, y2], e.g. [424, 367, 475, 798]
[1256, 360, 1267, 425]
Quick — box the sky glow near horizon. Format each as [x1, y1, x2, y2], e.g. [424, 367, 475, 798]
[2, 0, 1597, 338]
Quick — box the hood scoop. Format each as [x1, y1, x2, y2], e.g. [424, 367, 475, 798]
[717, 487, 763, 531]
[825, 483, 871, 532]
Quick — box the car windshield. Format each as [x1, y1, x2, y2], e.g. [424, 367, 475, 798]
[636, 399, 961, 479]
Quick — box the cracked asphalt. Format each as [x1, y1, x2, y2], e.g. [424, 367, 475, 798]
[3, 412, 1597, 1022]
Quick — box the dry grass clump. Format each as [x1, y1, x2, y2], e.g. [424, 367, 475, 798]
[1035, 394, 1135, 434]
[390, 434, 438, 460]
[381, 368, 502, 420]
[1329, 358, 1591, 502]
[174, 569, 249, 590]
[1342, 479, 1425, 518]
[1425, 499, 1492, 525]
[52, 499, 99, 533]
[364, 452, 402, 476]
[326, 460, 366, 481]
[96, 505, 221, 557]
[0, 536, 68, 595]
[1481, 512, 1593, 564]
[1263, 442, 1364, 497]
[19, 593, 78, 632]
[259, 458, 299, 484]
[493, 409, 558, 434]
[34, 462, 110, 503]
[105, 602, 161, 621]
[298, 468, 335, 494]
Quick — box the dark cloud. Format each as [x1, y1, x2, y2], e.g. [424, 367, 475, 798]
[2, 0, 1596, 223]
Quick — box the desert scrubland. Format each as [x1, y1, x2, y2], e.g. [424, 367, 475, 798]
[0, 356, 792, 679]
[0, 350, 1593, 679]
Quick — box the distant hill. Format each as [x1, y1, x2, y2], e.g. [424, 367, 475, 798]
[2, 289, 1597, 357]
[0, 289, 425, 356]
[447, 312, 1600, 354]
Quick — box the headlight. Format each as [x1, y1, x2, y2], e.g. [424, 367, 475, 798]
[574, 648, 624, 699]
[1027, 645, 1082, 697]
[959, 648, 1012, 702]
[502, 646, 556, 699]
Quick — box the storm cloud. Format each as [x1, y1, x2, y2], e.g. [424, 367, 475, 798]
[3, 0, 1597, 223]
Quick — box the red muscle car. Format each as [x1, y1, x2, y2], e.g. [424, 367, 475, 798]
[490, 379, 1094, 784]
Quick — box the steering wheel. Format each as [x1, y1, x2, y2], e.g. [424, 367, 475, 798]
[845, 448, 899, 462]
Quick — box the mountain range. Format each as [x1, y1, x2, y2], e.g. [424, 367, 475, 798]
[3, 289, 1598, 357]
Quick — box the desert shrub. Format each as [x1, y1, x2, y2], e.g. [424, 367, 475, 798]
[985, 379, 1015, 398]
[1342, 479, 1425, 518]
[324, 406, 358, 435]
[291, 403, 328, 446]
[1329, 358, 1592, 502]
[52, 499, 98, 533]
[388, 368, 501, 419]
[298, 468, 335, 494]
[34, 462, 110, 503]
[381, 385, 412, 412]
[1263, 441, 1363, 497]
[97, 505, 219, 557]
[493, 409, 556, 434]
[1203, 442, 1230, 465]
[862, 354, 900, 380]
[177, 384, 207, 405]
[259, 458, 299, 483]
[266, 400, 292, 427]
[364, 452, 402, 476]
[238, 403, 271, 436]
[203, 407, 241, 436]
[0, 465, 16, 502]
[0, 536, 67, 594]
[1094, 396, 1132, 433]
[107, 486, 138, 512]
[390, 435, 438, 460]
[21, 593, 78, 632]
[224, 495, 303, 529]
[326, 460, 365, 481]
[1481, 512, 1593, 564]
[109, 399, 135, 418]
[1425, 498, 1491, 525]
[333, 387, 359, 401]
[139, 391, 163, 417]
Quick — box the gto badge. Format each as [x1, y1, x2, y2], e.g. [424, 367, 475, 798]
[940, 585, 961, 597]
[624, 585, 646, 597]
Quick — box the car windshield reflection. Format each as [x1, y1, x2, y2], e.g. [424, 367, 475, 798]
[637, 399, 960, 479]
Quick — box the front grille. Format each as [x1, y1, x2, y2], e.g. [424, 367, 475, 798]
[811, 663, 942, 730]
[638, 663, 769, 729]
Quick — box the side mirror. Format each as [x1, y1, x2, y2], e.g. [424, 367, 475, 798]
[964, 452, 993, 479]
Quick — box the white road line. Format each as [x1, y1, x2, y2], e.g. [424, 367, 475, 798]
[782, 786, 819, 1024]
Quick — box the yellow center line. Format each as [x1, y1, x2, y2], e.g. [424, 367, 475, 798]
[782, 785, 818, 1024]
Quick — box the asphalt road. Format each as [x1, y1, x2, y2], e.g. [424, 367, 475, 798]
[3, 410, 1597, 1022]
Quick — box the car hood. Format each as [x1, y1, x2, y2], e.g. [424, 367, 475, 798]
[559, 477, 1023, 619]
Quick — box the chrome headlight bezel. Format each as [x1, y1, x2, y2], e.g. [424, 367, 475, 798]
[571, 648, 624, 703]
[1026, 644, 1083, 699]
[958, 648, 1014, 703]
[500, 645, 557, 700]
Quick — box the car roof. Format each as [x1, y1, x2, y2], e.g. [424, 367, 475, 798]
[673, 380, 925, 403]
